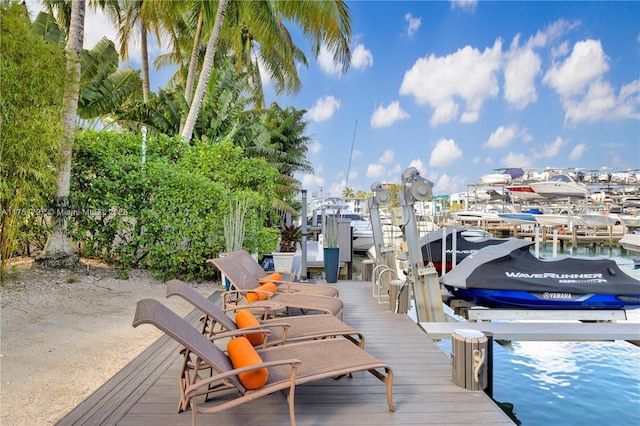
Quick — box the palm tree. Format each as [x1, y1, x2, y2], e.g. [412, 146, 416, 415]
[38, 0, 86, 267]
[180, 0, 229, 143]
[343, 187, 355, 198]
[181, 0, 353, 143]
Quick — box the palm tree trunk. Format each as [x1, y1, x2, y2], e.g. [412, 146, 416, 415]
[180, 0, 229, 143]
[141, 24, 150, 103]
[37, 0, 85, 267]
[179, 7, 204, 135]
[185, 8, 204, 106]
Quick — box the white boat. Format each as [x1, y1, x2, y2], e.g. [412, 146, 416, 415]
[453, 204, 515, 223]
[620, 215, 640, 228]
[480, 173, 512, 185]
[308, 196, 375, 252]
[580, 212, 620, 227]
[534, 209, 586, 227]
[497, 209, 543, 225]
[505, 184, 544, 201]
[619, 232, 640, 253]
[529, 174, 590, 198]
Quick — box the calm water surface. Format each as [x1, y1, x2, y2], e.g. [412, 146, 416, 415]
[355, 245, 640, 425]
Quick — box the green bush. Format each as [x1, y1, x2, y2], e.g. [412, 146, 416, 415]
[68, 130, 280, 279]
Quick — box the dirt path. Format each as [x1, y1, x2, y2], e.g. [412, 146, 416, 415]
[0, 259, 222, 425]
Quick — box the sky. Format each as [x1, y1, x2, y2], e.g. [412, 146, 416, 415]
[25, 0, 640, 197]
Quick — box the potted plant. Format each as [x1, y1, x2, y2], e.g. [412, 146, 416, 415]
[323, 215, 340, 283]
[272, 223, 301, 273]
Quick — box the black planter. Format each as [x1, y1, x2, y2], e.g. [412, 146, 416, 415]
[323, 247, 340, 283]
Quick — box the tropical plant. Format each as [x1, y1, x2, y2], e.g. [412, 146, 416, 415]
[181, 0, 353, 143]
[68, 131, 279, 279]
[0, 2, 68, 281]
[36, 0, 85, 267]
[324, 215, 339, 248]
[223, 196, 248, 253]
[278, 223, 301, 253]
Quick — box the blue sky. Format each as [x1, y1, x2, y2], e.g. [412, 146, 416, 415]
[26, 1, 640, 197]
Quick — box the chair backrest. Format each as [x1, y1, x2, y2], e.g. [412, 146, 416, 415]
[165, 280, 238, 332]
[227, 250, 269, 280]
[132, 298, 245, 391]
[209, 255, 263, 291]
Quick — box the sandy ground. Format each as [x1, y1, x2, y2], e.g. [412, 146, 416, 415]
[0, 258, 223, 426]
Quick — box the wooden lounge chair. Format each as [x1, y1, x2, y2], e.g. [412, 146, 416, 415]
[208, 255, 344, 320]
[166, 279, 364, 348]
[132, 299, 394, 426]
[225, 250, 339, 297]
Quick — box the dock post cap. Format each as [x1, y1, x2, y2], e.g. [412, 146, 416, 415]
[454, 329, 485, 339]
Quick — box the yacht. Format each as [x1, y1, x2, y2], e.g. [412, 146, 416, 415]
[308, 196, 374, 252]
[529, 174, 590, 198]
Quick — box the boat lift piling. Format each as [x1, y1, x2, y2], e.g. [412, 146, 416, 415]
[369, 185, 399, 301]
[300, 189, 308, 280]
[400, 168, 445, 323]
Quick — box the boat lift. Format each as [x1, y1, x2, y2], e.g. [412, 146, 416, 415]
[398, 168, 445, 323]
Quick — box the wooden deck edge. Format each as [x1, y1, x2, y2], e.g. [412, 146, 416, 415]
[55, 291, 221, 426]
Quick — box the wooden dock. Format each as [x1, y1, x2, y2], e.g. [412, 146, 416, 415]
[57, 280, 515, 425]
[420, 321, 640, 342]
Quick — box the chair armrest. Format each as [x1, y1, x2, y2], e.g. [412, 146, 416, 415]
[207, 328, 273, 342]
[184, 358, 302, 399]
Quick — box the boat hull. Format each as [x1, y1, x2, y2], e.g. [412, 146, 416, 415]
[445, 287, 640, 310]
[619, 233, 640, 254]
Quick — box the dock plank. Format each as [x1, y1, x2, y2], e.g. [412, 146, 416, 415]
[57, 280, 515, 425]
[419, 321, 640, 341]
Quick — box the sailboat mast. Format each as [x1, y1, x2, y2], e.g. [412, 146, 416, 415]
[345, 120, 358, 190]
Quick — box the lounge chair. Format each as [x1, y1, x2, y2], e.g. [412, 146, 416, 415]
[208, 255, 344, 320]
[166, 279, 365, 412]
[132, 299, 394, 425]
[225, 250, 339, 297]
[166, 279, 364, 347]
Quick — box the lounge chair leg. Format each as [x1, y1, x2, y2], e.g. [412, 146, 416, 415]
[386, 368, 395, 412]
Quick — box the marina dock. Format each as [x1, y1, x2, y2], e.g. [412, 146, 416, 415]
[420, 321, 640, 342]
[58, 280, 515, 425]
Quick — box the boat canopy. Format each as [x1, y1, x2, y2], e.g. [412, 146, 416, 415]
[440, 238, 640, 295]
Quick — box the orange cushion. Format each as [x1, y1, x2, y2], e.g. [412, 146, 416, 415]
[259, 272, 282, 284]
[245, 282, 277, 302]
[227, 336, 268, 389]
[235, 309, 264, 345]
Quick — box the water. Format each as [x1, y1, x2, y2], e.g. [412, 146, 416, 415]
[354, 247, 640, 425]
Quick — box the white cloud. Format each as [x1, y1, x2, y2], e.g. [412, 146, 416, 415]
[501, 152, 534, 168]
[367, 163, 386, 178]
[504, 45, 541, 109]
[370, 101, 411, 128]
[544, 39, 609, 97]
[503, 20, 578, 109]
[379, 150, 395, 164]
[533, 137, 567, 159]
[569, 143, 587, 161]
[408, 158, 427, 177]
[317, 45, 342, 76]
[563, 79, 640, 124]
[433, 174, 467, 195]
[542, 39, 639, 124]
[352, 44, 373, 70]
[528, 19, 580, 50]
[308, 140, 322, 155]
[301, 173, 324, 191]
[306, 96, 341, 122]
[400, 40, 502, 125]
[405, 13, 421, 38]
[429, 138, 463, 168]
[484, 124, 519, 149]
[450, 0, 478, 12]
